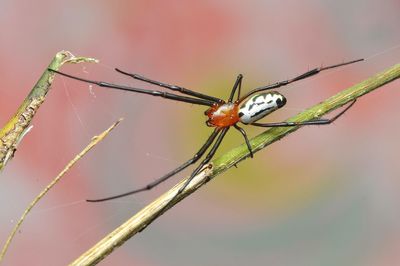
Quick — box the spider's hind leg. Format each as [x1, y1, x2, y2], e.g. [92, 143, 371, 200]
[251, 100, 356, 128]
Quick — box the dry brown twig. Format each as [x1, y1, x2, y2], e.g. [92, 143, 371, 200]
[0, 119, 122, 262]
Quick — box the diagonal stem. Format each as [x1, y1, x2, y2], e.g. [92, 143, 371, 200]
[0, 51, 97, 171]
[0, 119, 122, 262]
[70, 63, 400, 266]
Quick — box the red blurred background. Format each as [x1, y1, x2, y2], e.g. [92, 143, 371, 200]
[1, 1, 399, 265]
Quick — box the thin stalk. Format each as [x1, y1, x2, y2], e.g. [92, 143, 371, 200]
[0, 51, 97, 170]
[0, 119, 122, 262]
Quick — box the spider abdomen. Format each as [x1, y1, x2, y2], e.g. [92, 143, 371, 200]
[238, 92, 286, 124]
[205, 102, 240, 128]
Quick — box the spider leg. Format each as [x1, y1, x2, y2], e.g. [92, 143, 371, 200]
[228, 74, 243, 102]
[148, 127, 229, 217]
[140, 128, 229, 228]
[250, 100, 356, 128]
[234, 124, 253, 158]
[86, 128, 221, 202]
[49, 69, 215, 106]
[239, 58, 363, 101]
[174, 127, 229, 199]
[115, 68, 224, 103]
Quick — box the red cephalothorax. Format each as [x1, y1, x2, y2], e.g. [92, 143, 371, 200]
[205, 102, 240, 128]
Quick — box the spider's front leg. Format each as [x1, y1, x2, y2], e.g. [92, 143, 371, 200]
[173, 127, 230, 201]
[115, 68, 224, 103]
[86, 128, 221, 202]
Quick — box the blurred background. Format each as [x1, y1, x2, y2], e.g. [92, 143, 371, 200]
[1, 0, 400, 265]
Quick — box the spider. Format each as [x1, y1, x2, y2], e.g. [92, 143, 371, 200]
[49, 58, 362, 204]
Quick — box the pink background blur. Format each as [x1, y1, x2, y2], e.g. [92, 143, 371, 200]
[1, 1, 400, 265]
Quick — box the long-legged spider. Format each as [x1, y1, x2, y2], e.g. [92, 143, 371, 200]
[49, 58, 362, 204]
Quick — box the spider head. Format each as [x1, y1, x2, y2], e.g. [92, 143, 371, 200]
[238, 92, 286, 124]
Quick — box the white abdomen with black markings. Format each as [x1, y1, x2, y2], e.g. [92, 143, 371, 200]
[238, 92, 286, 124]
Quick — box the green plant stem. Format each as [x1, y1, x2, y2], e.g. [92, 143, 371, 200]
[70, 63, 399, 266]
[0, 51, 97, 170]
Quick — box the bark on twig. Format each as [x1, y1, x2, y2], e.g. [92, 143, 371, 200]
[0, 51, 97, 170]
